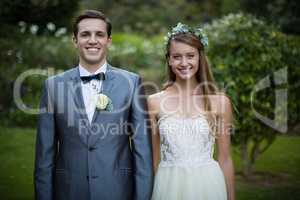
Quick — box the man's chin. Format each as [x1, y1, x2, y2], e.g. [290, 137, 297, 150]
[84, 57, 105, 65]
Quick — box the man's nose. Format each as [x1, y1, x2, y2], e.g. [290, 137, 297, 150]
[88, 34, 97, 43]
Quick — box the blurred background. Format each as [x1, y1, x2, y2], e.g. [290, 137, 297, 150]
[0, 0, 300, 199]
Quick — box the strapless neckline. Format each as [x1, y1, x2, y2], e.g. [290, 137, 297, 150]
[157, 112, 208, 124]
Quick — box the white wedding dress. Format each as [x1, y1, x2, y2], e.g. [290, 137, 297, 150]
[152, 112, 227, 200]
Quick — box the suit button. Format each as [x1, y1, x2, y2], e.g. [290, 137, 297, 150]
[88, 147, 96, 151]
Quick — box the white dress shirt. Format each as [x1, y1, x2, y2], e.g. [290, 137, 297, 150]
[79, 62, 107, 123]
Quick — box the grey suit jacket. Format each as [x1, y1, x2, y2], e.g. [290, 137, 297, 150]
[34, 65, 153, 200]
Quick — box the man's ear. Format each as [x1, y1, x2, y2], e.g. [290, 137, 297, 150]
[107, 36, 112, 47]
[72, 36, 78, 47]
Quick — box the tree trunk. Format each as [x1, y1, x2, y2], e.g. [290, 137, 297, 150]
[243, 136, 276, 179]
[240, 139, 252, 178]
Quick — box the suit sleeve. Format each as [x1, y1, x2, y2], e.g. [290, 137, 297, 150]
[34, 79, 57, 200]
[130, 76, 154, 200]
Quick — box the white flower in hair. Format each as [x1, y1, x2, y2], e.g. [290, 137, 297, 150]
[194, 27, 209, 47]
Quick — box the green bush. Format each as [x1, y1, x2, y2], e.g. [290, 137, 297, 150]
[204, 13, 300, 176]
[109, 33, 165, 72]
[281, 35, 300, 130]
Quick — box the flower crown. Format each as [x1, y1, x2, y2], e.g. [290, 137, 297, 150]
[164, 22, 209, 47]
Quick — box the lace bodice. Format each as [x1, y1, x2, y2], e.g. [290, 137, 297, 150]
[158, 113, 216, 168]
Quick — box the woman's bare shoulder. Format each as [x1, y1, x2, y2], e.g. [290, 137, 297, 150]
[208, 92, 232, 114]
[147, 91, 165, 113]
[148, 91, 164, 102]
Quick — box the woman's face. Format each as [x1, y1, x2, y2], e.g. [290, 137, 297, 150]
[168, 40, 200, 81]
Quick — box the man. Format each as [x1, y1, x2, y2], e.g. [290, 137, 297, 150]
[34, 10, 153, 200]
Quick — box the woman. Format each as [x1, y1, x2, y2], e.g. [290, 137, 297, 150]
[149, 23, 235, 200]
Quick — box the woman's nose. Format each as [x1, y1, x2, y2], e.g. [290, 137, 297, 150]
[181, 57, 188, 66]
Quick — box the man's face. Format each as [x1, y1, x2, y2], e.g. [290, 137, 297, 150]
[73, 18, 111, 68]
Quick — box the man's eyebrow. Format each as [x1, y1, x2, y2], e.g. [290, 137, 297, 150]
[79, 30, 105, 33]
[79, 30, 90, 34]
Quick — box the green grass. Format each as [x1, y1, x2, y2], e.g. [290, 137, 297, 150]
[233, 136, 300, 200]
[0, 127, 300, 199]
[0, 127, 35, 200]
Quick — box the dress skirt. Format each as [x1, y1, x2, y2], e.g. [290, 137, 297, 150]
[151, 162, 227, 200]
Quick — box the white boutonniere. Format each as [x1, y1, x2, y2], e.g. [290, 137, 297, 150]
[95, 93, 113, 111]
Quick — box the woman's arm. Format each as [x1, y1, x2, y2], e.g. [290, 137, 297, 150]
[147, 95, 161, 174]
[216, 95, 235, 200]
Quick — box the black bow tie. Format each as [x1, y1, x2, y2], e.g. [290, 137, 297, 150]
[80, 72, 105, 83]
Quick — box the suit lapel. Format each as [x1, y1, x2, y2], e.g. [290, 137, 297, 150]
[69, 67, 90, 145]
[91, 65, 116, 124]
[70, 68, 89, 121]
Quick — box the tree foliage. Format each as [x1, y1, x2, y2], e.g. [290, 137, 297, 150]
[0, 0, 80, 35]
[80, 0, 225, 34]
[241, 0, 300, 35]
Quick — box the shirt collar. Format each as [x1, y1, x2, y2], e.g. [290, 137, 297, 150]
[79, 61, 107, 77]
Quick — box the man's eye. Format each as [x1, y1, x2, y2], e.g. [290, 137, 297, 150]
[173, 55, 181, 59]
[80, 33, 89, 37]
[97, 33, 105, 37]
[187, 54, 194, 58]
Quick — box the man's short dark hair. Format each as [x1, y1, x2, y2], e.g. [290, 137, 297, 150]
[73, 10, 112, 38]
